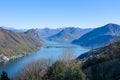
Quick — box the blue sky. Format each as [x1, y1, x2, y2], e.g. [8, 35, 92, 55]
[0, 0, 120, 29]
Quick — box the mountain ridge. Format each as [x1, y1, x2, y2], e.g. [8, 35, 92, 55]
[47, 27, 92, 43]
[0, 27, 43, 62]
[72, 23, 120, 48]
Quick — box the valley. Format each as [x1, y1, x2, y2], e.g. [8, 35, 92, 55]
[0, 41, 89, 76]
[0, 23, 120, 80]
[0, 1, 120, 79]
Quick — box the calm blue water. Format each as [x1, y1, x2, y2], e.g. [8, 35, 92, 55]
[0, 41, 90, 76]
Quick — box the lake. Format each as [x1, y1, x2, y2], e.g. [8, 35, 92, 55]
[0, 41, 90, 76]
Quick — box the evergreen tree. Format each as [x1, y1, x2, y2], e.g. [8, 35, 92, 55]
[0, 71, 10, 80]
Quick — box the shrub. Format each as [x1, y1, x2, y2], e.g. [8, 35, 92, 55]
[14, 58, 53, 80]
[44, 60, 87, 80]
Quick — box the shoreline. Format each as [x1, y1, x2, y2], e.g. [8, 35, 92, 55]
[0, 48, 41, 63]
[0, 45, 88, 63]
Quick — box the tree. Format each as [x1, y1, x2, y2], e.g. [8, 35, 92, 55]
[59, 48, 75, 62]
[14, 58, 53, 80]
[0, 71, 10, 80]
[44, 60, 87, 80]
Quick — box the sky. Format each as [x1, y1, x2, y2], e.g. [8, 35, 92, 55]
[0, 0, 120, 29]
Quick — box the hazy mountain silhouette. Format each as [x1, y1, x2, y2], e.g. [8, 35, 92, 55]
[72, 23, 120, 48]
[48, 27, 92, 43]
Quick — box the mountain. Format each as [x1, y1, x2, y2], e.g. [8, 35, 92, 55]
[0, 27, 43, 62]
[10, 29, 27, 32]
[78, 39, 120, 80]
[24, 29, 44, 47]
[34, 28, 62, 39]
[48, 27, 92, 43]
[1, 26, 27, 32]
[78, 39, 120, 60]
[72, 23, 120, 48]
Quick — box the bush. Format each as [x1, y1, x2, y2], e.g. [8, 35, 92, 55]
[14, 52, 87, 80]
[14, 58, 53, 80]
[44, 60, 87, 80]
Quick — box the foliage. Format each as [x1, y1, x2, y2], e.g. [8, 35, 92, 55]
[81, 40, 120, 80]
[83, 58, 120, 80]
[25, 75, 36, 80]
[14, 58, 53, 80]
[14, 52, 87, 80]
[44, 60, 87, 80]
[0, 71, 10, 80]
[12, 41, 120, 80]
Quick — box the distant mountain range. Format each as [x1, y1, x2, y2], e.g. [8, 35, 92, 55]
[0, 27, 43, 62]
[1, 26, 27, 32]
[47, 27, 92, 43]
[72, 23, 120, 48]
[33, 28, 62, 39]
[2, 23, 120, 49]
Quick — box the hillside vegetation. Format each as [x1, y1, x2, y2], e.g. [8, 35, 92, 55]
[78, 39, 120, 80]
[0, 28, 43, 62]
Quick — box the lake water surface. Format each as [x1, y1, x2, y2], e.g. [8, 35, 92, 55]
[0, 41, 90, 76]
